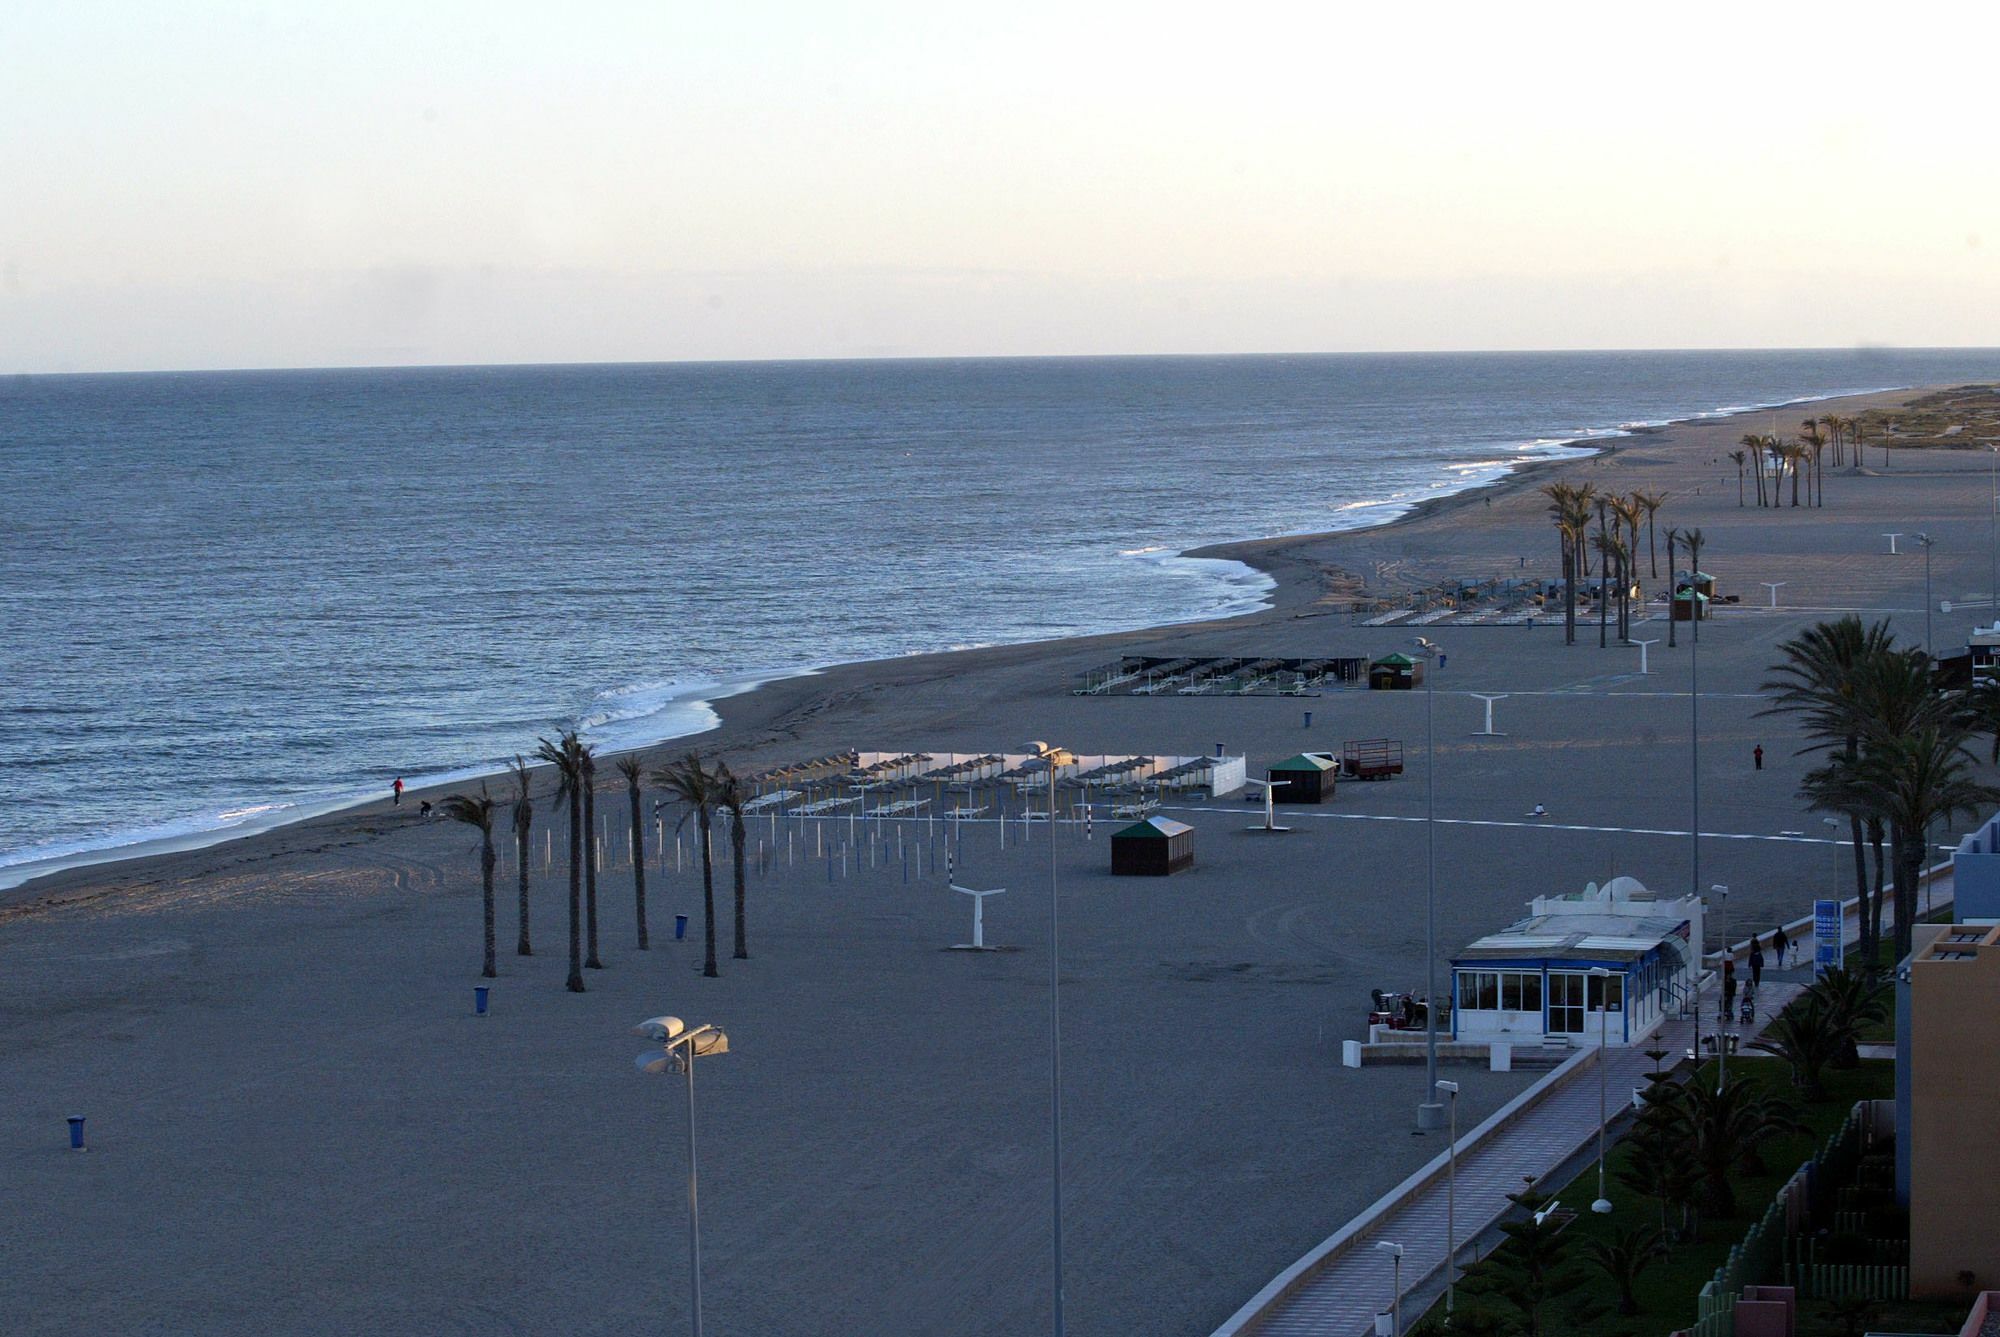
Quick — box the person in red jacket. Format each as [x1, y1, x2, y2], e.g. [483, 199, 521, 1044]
[392, 777, 405, 805]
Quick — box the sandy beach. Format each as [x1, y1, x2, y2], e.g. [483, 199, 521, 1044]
[8, 382, 1999, 1335]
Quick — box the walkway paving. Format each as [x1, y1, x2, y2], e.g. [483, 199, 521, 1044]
[1222, 876, 1945, 1337]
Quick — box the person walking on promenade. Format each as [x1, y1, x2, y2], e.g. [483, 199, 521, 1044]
[1749, 939, 1765, 989]
[1773, 923, 1792, 969]
[392, 777, 405, 806]
[1753, 744, 1764, 771]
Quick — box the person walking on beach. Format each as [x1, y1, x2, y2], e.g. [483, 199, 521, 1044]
[1749, 939, 1765, 989]
[1774, 923, 1792, 968]
[392, 776, 405, 805]
[1753, 744, 1764, 771]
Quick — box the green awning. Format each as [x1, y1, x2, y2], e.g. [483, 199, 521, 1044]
[1270, 754, 1337, 773]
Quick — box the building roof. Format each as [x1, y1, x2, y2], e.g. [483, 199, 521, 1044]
[1113, 816, 1193, 840]
[1373, 652, 1417, 667]
[1270, 753, 1337, 773]
[1455, 911, 1693, 964]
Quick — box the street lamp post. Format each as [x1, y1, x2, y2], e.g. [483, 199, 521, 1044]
[1823, 817, 1841, 907]
[1588, 968, 1615, 1214]
[1988, 444, 1998, 612]
[1713, 884, 1730, 1091]
[1412, 637, 1444, 1132]
[1437, 1079, 1461, 1316]
[634, 1015, 732, 1337]
[1046, 754, 1066, 1336]
[1915, 533, 1935, 656]
[1374, 1241, 1405, 1337]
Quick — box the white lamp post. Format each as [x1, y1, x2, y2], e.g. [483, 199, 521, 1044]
[1373, 1240, 1405, 1337]
[634, 1015, 732, 1337]
[1630, 637, 1659, 675]
[1436, 1080, 1461, 1316]
[1587, 967, 1614, 1214]
[1412, 637, 1445, 1131]
[1760, 581, 1786, 609]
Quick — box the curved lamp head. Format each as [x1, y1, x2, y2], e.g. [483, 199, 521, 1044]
[634, 1015, 687, 1042]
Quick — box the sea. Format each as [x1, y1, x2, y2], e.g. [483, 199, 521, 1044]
[5, 348, 1998, 886]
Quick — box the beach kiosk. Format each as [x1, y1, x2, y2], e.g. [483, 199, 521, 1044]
[1449, 876, 1705, 1049]
[1266, 753, 1336, 804]
[1671, 589, 1710, 622]
[1111, 816, 1194, 876]
[1679, 569, 1717, 600]
[1368, 652, 1422, 691]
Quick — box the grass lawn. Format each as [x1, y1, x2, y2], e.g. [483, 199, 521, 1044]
[1434, 1058, 1896, 1337]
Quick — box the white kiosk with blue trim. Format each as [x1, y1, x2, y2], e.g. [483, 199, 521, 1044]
[1449, 876, 1704, 1049]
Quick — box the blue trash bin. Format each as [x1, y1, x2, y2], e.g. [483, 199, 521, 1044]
[474, 985, 490, 1016]
[675, 914, 688, 941]
[68, 1115, 86, 1151]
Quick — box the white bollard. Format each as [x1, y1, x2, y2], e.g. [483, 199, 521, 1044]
[1342, 1039, 1363, 1068]
[1490, 1043, 1512, 1072]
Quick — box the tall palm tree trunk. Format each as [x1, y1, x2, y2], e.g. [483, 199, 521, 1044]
[566, 786, 585, 992]
[583, 766, 603, 969]
[699, 809, 719, 978]
[514, 810, 532, 957]
[628, 777, 650, 950]
[481, 831, 497, 979]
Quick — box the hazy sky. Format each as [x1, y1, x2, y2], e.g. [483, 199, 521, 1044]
[4, 2, 1997, 372]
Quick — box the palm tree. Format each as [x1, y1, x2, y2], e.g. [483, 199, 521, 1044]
[719, 763, 750, 960]
[508, 754, 534, 957]
[654, 752, 725, 978]
[1763, 616, 1904, 962]
[535, 730, 589, 992]
[439, 785, 499, 979]
[1542, 481, 1588, 646]
[1850, 724, 1998, 960]
[1613, 493, 1645, 585]
[1678, 1078, 1803, 1219]
[581, 744, 603, 970]
[1805, 962, 1890, 1068]
[1749, 992, 1844, 1098]
[1741, 432, 1768, 507]
[1782, 441, 1806, 507]
[617, 755, 650, 950]
[1728, 450, 1747, 507]
[1579, 1223, 1663, 1316]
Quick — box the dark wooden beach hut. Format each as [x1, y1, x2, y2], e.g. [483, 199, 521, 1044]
[1671, 590, 1709, 622]
[1267, 753, 1337, 804]
[1111, 816, 1194, 876]
[1369, 652, 1422, 690]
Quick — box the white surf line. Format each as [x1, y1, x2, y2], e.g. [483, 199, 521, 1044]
[1160, 806, 1839, 844]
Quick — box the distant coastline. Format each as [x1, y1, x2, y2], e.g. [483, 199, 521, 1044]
[0, 374, 1944, 903]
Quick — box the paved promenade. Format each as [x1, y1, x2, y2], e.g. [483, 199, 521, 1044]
[1217, 874, 1944, 1337]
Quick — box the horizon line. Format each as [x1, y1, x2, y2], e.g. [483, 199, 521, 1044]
[10, 343, 2000, 382]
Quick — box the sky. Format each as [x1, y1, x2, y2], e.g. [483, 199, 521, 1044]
[3, 1, 1998, 373]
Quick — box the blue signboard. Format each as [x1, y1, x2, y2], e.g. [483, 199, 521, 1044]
[1813, 898, 1843, 976]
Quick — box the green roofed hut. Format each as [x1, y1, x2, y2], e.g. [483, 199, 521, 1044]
[1369, 652, 1423, 690]
[1671, 589, 1710, 622]
[1111, 816, 1195, 876]
[1268, 752, 1337, 804]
